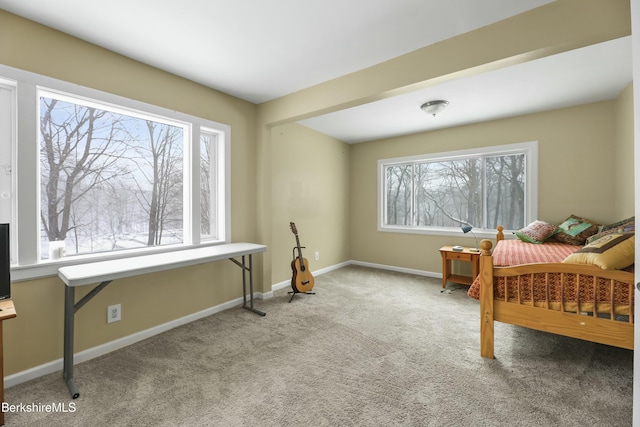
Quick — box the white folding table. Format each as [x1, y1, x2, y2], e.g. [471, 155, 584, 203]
[57, 242, 267, 399]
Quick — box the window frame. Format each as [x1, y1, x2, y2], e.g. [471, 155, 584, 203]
[0, 79, 17, 265]
[0, 65, 231, 281]
[377, 141, 538, 238]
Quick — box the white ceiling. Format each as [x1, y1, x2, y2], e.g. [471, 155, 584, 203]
[301, 36, 633, 143]
[0, 0, 632, 144]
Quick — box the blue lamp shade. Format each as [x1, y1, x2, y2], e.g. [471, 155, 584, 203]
[461, 225, 480, 252]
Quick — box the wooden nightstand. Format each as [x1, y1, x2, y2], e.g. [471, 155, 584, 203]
[439, 246, 480, 288]
[0, 299, 16, 426]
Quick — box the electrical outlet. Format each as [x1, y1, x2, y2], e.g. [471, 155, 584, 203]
[314, 251, 320, 261]
[107, 304, 121, 323]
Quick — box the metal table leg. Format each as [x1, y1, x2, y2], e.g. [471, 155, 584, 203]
[230, 255, 265, 316]
[63, 280, 112, 399]
[63, 286, 79, 399]
[243, 254, 265, 316]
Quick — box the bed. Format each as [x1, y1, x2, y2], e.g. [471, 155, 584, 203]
[467, 226, 635, 358]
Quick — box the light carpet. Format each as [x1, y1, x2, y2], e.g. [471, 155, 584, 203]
[3, 266, 633, 426]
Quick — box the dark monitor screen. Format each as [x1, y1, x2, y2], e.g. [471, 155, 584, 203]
[0, 224, 10, 300]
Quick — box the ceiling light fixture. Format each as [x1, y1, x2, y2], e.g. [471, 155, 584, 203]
[420, 100, 449, 117]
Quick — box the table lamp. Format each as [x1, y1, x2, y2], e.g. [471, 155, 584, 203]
[461, 225, 480, 252]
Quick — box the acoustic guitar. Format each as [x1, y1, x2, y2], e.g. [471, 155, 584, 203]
[289, 222, 314, 293]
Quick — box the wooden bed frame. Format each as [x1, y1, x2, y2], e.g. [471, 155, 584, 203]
[479, 227, 635, 358]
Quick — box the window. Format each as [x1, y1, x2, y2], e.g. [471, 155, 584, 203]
[379, 142, 538, 235]
[0, 80, 16, 264]
[200, 129, 223, 240]
[39, 91, 188, 258]
[0, 65, 230, 279]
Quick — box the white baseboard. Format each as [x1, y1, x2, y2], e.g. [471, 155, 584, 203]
[269, 260, 439, 293]
[267, 260, 353, 295]
[4, 296, 245, 388]
[5, 260, 439, 388]
[349, 260, 441, 279]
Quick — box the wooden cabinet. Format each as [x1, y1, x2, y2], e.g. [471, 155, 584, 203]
[0, 299, 16, 426]
[439, 246, 480, 288]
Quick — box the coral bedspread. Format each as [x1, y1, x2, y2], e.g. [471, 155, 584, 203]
[467, 239, 632, 316]
[483, 239, 578, 266]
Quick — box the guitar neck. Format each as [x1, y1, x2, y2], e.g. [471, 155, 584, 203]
[295, 235, 306, 270]
[290, 222, 308, 273]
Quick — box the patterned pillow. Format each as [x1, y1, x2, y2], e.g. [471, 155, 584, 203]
[553, 215, 600, 246]
[563, 233, 635, 270]
[600, 216, 635, 233]
[586, 216, 634, 244]
[515, 220, 558, 244]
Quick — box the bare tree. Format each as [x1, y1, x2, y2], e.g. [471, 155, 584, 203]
[486, 154, 525, 229]
[40, 98, 129, 242]
[200, 135, 212, 235]
[386, 164, 412, 225]
[133, 121, 183, 246]
[386, 153, 525, 231]
[507, 155, 525, 228]
[414, 159, 481, 227]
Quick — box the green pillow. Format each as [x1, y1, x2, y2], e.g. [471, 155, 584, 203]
[515, 220, 558, 244]
[553, 215, 599, 246]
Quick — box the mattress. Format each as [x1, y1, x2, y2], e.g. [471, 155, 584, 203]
[488, 239, 579, 266]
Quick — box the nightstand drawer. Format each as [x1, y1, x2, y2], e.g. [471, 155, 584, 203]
[448, 252, 472, 262]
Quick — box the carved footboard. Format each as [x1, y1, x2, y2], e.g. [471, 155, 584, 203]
[479, 239, 634, 359]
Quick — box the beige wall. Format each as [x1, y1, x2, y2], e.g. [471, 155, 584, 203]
[348, 99, 630, 275]
[0, 11, 259, 375]
[270, 123, 350, 285]
[615, 83, 635, 218]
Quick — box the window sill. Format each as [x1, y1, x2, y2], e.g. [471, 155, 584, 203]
[377, 225, 509, 241]
[11, 242, 227, 282]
